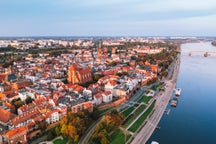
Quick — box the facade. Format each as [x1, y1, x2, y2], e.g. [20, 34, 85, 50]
[104, 80, 117, 94]
[113, 84, 129, 97]
[102, 91, 112, 103]
[5, 126, 27, 144]
[45, 110, 60, 124]
[0, 108, 16, 126]
[93, 93, 103, 105]
[67, 63, 92, 84]
[11, 80, 29, 90]
[71, 101, 93, 113]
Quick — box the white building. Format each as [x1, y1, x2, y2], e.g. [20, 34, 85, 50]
[126, 78, 139, 91]
[102, 91, 112, 103]
[93, 93, 103, 105]
[83, 88, 92, 100]
[46, 110, 60, 124]
[113, 84, 129, 97]
[104, 80, 117, 95]
[18, 91, 35, 101]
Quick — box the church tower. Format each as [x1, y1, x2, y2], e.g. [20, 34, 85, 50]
[97, 41, 102, 58]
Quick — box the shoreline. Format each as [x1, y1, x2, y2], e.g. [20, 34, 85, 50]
[131, 52, 181, 144]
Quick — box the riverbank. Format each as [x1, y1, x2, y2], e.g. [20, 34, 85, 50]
[148, 42, 216, 144]
[131, 52, 181, 144]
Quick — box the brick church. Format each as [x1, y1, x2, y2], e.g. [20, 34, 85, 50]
[67, 63, 92, 84]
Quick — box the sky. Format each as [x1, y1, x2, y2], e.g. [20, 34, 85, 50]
[0, 0, 216, 36]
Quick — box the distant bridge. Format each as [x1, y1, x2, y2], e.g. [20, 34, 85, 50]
[188, 50, 216, 57]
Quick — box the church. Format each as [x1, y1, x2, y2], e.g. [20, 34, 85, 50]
[67, 63, 92, 84]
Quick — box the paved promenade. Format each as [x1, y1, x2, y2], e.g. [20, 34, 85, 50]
[131, 54, 180, 144]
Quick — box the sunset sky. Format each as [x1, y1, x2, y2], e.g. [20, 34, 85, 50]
[1, 0, 216, 36]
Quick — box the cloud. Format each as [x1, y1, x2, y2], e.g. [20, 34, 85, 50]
[133, 0, 216, 13]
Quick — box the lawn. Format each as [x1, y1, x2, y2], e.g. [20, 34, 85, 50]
[120, 106, 129, 112]
[151, 82, 164, 91]
[128, 100, 156, 132]
[122, 104, 146, 128]
[53, 138, 67, 144]
[122, 106, 135, 117]
[138, 96, 151, 104]
[110, 129, 131, 144]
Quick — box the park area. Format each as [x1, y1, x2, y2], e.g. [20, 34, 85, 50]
[110, 129, 131, 144]
[128, 100, 156, 132]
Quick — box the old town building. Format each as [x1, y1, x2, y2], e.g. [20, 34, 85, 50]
[67, 63, 92, 84]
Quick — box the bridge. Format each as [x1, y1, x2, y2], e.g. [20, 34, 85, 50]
[188, 50, 216, 57]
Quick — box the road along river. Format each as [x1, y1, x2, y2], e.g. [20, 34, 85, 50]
[148, 42, 216, 144]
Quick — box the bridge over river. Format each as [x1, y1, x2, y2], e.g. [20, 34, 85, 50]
[186, 50, 216, 57]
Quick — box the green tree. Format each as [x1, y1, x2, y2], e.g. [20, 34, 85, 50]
[55, 126, 61, 136]
[93, 74, 104, 82]
[14, 100, 25, 109]
[25, 96, 33, 104]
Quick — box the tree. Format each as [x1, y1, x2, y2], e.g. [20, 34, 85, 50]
[47, 130, 56, 141]
[91, 111, 124, 144]
[38, 121, 48, 131]
[55, 126, 61, 136]
[59, 110, 93, 142]
[93, 74, 104, 82]
[13, 100, 25, 109]
[25, 96, 33, 104]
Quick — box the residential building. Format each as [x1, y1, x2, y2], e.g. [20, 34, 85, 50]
[93, 93, 103, 105]
[5, 126, 27, 144]
[102, 91, 112, 103]
[71, 101, 93, 113]
[0, 108, 16, 126]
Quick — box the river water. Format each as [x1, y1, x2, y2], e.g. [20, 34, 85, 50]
[147, 42, 216, 144]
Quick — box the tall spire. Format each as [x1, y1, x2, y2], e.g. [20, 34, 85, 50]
[97, 41, 102, 58]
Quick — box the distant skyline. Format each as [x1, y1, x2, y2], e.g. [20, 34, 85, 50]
[1, 0, 216, 36]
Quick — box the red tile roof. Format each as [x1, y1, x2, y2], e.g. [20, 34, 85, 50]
[94, 93, 102, 99]
[6, 126, 27, 139]
[0, 108, 16, 123]
[103, 91, 112, 95]
[108, 80, 117, 86]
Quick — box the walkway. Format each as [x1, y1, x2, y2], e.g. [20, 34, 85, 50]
[131, 54, 180, 144]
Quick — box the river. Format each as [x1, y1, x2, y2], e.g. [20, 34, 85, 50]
[147, 42, 216, 144]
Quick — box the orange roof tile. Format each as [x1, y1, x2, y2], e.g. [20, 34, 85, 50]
[0, 108, 16, 123]
[94, 93, 102, 99]
[103, 91, 112, 95]
[6, 126, 27, 139]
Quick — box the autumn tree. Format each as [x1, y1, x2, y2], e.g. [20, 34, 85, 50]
[90, 110, 124, 144]
[59, 110, 92, 143]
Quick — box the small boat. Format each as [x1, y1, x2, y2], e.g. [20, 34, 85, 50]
[171, 97, 178, 107]
[151, 141, 159, 144]
[175, 88, 181, 96]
